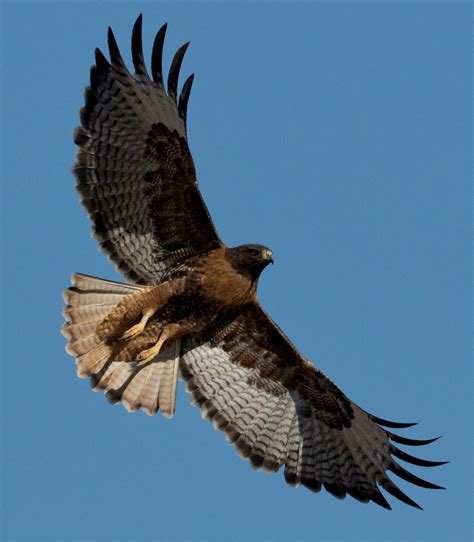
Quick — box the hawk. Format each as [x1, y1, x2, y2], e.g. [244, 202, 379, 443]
[62, 15, 446, 510]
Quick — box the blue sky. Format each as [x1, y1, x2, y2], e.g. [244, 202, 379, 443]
[1, 1, 471, 541]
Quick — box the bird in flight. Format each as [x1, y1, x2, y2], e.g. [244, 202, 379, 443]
[62, 15, 446, 510]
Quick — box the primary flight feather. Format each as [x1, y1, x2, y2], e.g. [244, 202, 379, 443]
[62, 15, 446, 510]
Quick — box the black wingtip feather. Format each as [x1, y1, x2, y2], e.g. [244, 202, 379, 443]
[151, 23, 167, 86]
[389, 460, 445, 490]
[381, 478, 423, 510]
[107, 26, 125, 67]
[167, 42, 190, 102]
[370, 414, 417, 428]
[370, 489, 392, 510]
[178, 73, 194, 125]
[94, 48, 110, 74]
[131, 14, 148, 77]
[388, 432, 441, 447]
[390, 445, 448, 468]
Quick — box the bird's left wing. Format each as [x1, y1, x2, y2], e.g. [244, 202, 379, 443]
[180, 302, 445, 510]
[74, 16, 222, 284]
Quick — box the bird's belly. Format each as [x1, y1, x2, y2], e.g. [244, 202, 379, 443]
[153, 291, 218, 330]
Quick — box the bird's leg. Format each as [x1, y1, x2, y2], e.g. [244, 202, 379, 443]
[135, 323, 183, 365]
[120, 308, 156, 340]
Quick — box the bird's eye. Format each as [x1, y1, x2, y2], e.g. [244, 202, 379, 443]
[247, 248, 259, 257]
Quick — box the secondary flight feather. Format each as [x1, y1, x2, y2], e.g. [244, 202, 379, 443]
[62, 15, 446, 510]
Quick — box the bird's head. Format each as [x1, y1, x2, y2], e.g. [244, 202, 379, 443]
[227, 244, 274, 280]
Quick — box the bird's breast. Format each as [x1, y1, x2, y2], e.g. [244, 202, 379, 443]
[193, 248, 256, 310]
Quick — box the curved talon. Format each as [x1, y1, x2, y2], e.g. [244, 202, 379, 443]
[136, 339, 166, 364]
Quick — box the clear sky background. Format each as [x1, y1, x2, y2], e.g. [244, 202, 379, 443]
[1, 1, 471, 541]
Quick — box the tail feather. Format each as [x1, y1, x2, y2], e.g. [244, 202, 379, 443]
[121, 366, 150, 412]
[62, 273, 181, 417]
[66, 334, 102, 357]
[62, 321, 99, 341]
[76, 343, 112, 378]
[91, 340, 181, 417]
[139, 363, 163, 415]
[63, 304, 117, 326]
[63, 289, 124, 308]
[71, 273, 144, 293]
[158, 345, 180, 418]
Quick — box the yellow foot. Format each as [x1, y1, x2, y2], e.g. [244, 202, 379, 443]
[121, 321, 146, 340]
[120, 309, 155, 340]
[135, 324, 182, 365]
[136, 337, 166, 364]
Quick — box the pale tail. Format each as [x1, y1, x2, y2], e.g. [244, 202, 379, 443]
[62, 273, 181, 418]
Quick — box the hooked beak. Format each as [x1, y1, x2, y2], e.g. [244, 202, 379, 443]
[262, 249, 274, 264]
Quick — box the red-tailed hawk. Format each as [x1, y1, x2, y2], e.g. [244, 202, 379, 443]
[62, 15, 445, 510]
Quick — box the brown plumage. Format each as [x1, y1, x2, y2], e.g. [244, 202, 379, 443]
[62, 15, 446, 510]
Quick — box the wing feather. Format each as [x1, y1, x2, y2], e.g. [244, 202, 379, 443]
[74, 16, 222, 285]
[180, 303, 446, 509]
[151, 23, 167, 86]
[178, 74, 195, 126]
[131, 15, 149, 77]
[167, 42, 190, 102]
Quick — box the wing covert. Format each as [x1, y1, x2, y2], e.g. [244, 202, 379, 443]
[73, 15, 222, 284]
[180, 302, 446, 509]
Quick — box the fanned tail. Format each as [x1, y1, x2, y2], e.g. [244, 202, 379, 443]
[62, 272, 180, 417]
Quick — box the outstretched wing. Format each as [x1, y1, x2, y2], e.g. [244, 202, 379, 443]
[180, 302, 446, 510]
[73, 15, 222, 284]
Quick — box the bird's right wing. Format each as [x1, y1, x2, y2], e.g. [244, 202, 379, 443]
[74, 16, 222, 284]
[180, 302, 446, 510]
